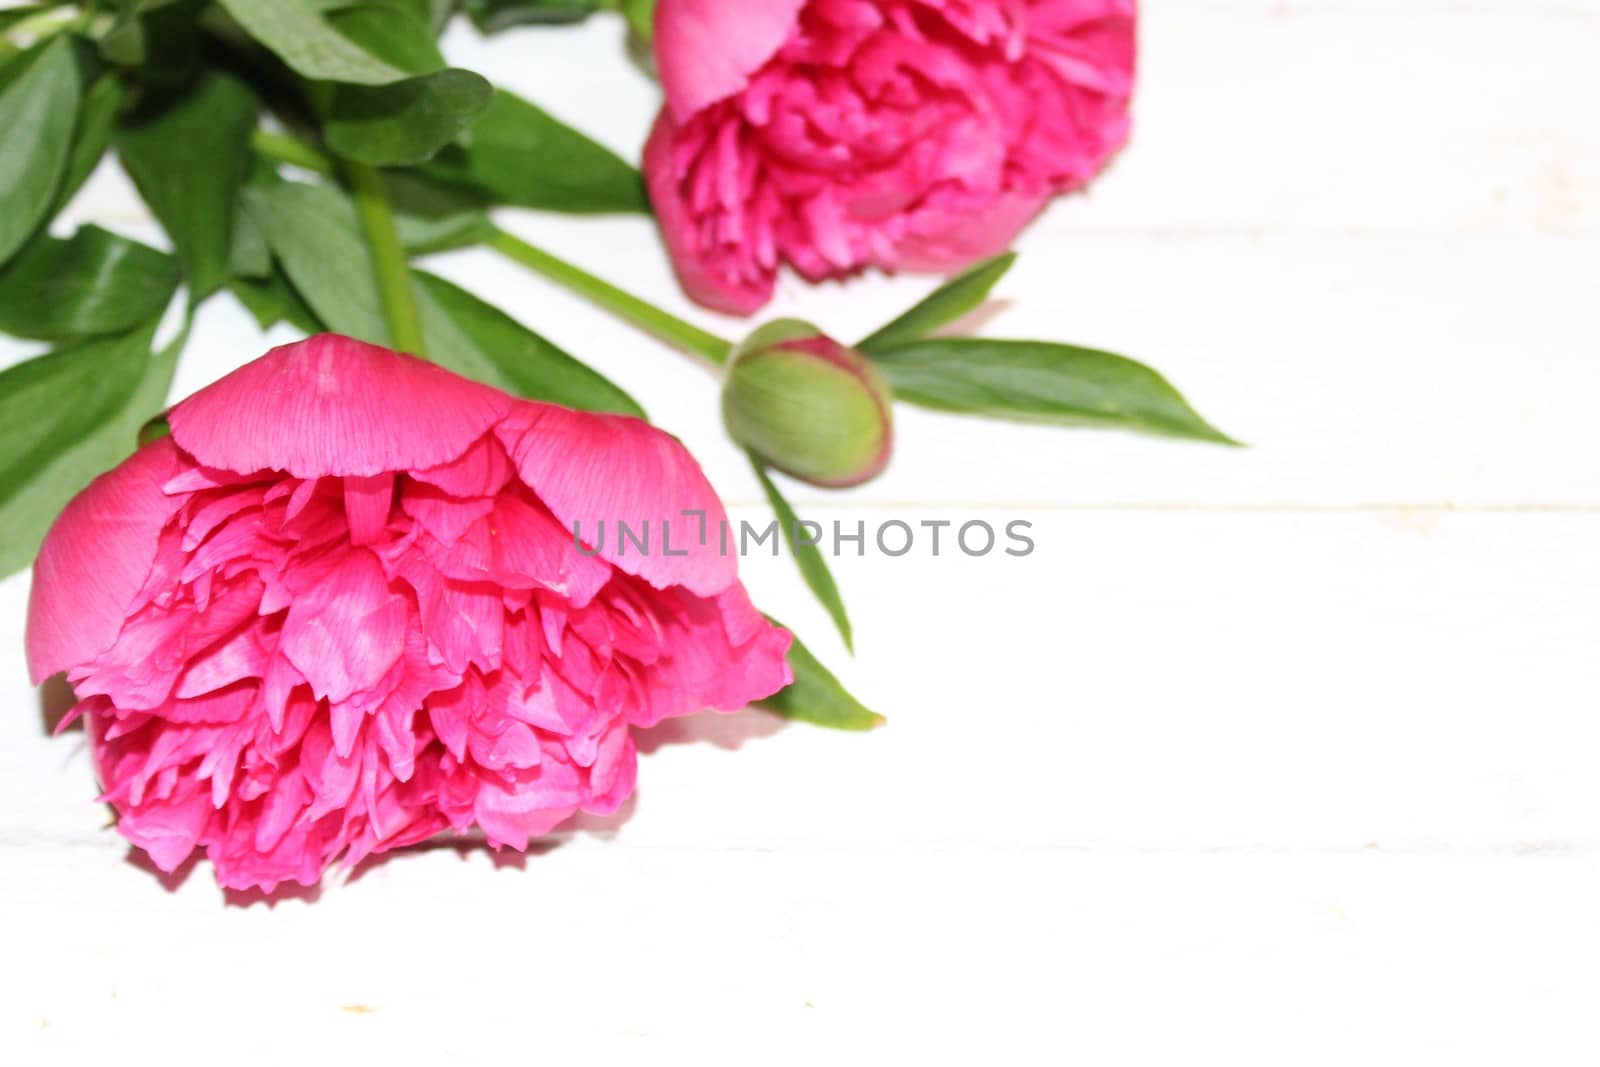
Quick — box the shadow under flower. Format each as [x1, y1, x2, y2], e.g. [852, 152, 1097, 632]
[38, 674, 79, 736]
[634, 706, 787, 755]
[126, 708, 789, 904]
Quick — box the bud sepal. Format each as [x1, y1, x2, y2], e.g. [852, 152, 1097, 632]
[722, 320, 894, 489]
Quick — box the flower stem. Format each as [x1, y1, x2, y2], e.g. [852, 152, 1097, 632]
[247, 129, 728, 366]
[342, 159, 426, 356]
[486, 228, 732, 365]
[4, 8, 95, 44]
[250, 129, 335, 175]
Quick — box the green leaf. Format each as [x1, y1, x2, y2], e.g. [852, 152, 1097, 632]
[116, 71, 257, 299]
[215, 0, 413, 85]
[462, 0, 601, 32]
[325, 68, 493, 166]
[386, 172, 494, 255]
[750, 459, 853, 652]
[858, 252, 1017, 354]
[0, 326, 151, 497]
[420, 89, 647, 214]
[867, 338, 1239, 445]
[0, 38, 81, 266]
[228, 199, 273, 278]
[618, 0, 656, 40]
[245, 179, 642, 413]
[54, 74, 125, 211]
[0, 320, 184, 578]
[0, 6, 55, 36]
[322, 3, 443, 74]
[99, 0, 205, 81]
[242, 179, 388, 339]
[230, 267, 323, 334]
[759, 625, 883, 731]
[252, 131, 497, 251]
[0, 226, 180, 340]
[415, 271, 645, 417]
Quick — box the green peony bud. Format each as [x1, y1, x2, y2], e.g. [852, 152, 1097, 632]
[722, 320, 894, 488]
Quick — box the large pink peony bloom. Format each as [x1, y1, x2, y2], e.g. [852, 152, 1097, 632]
[644, 0, 1137, 314]
[26, 335, 792, 892]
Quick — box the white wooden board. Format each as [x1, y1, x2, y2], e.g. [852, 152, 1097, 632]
[3, 3, 1597, 1063]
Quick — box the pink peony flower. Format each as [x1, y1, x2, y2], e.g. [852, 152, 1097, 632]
[26, 334, 792, 892]
[644, 0, 1137, 314]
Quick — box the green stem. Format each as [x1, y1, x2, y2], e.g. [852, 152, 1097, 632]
[486, 228, 732, 365]
[342, 159, 425, 355]
[250, 129, 335, 175]
[4, 9, 92, 43]
[248, 128, 730, 366]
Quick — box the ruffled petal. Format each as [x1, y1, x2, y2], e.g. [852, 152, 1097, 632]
[26, 438, 186, 683]
[643, 113, 776, 316]
[167, 334, 511, 478]
[497, 402, 737, 597]
[280, 550, 408, 705]
[655, 0, 807, 121]
[894, 190, 1050, 273]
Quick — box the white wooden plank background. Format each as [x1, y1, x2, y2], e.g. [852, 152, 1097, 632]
[3, 2, 1598, 1062]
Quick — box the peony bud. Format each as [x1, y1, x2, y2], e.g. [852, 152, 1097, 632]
[722, 320, 894, 488]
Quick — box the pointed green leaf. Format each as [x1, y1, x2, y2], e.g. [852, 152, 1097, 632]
[0, 319, 185, 578]
[420, 89, 647, 213]
[0, 37, 81, 266]
[216, 0, 412, 84]
[750, 459, 853, 652]
[0, 226, 180, 340]
[325, 68, 493, 166]
[759, 625, 883, 731]
[54, 74, 126, 212]
[867, 337, 1238, 445]
[242, 179, 389, 339]
[858, 252, 1016, 354]
[116, 71, 257, 299]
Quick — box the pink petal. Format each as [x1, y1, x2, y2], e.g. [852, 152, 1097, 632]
[116, 788, 212, 873]
[167, 334, 511, 478]
[409, 434, 512, 497]
[472, 761, 584, 850]
[343, 473, 396, 547]
[27, 439, 186, 683]
[485, 491, 612, 607]
[654, 0, 806, 121]
[643, 113, 775, 316]
[894, 190, 1049, 273]
[496, 402, 736, 597]
[280, 550, 408, 704]
[638, 586, 794, 727]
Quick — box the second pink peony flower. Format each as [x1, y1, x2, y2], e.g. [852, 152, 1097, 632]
[645, 0, 1138, 313]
